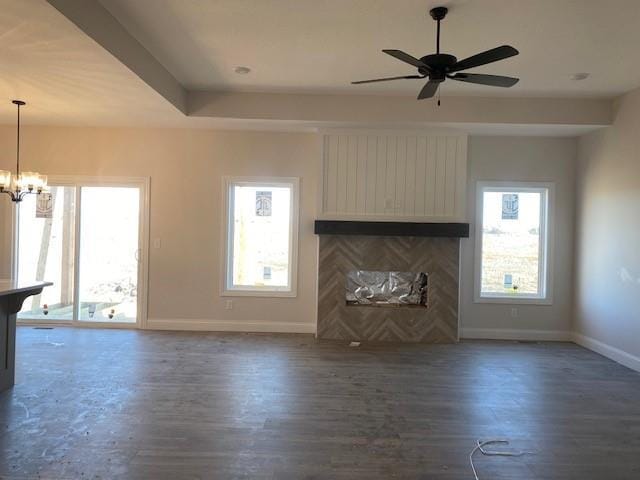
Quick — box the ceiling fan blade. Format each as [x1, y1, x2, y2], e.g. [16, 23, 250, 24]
[417, 80, 439, 100]
[352, 75, 424, 85]
[450, 45, 518, 72]
[382, 49, 428, 68]
[449, 73, 519, 87]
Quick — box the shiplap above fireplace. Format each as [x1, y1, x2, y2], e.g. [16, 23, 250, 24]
[320, 131, 467, 221]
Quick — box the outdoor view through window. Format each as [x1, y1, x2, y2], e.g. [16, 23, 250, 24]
[17, 185, 141, 323]
[227, 182, 293, 293]
[479, 188, 547, 299]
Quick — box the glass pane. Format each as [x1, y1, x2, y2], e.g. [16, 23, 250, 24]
[17, 186, 76, 320]
[78, 187, 139, 323]
[480, 191, 543, 297]
[230, 184, 291, 290]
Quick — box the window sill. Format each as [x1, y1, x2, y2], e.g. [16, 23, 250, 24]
[474, 295, 553, 306]
[222, 289, 297, 298]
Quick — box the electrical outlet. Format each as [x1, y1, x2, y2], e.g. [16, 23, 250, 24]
[510, 307, 518, 318]
[225, 300, 233, 310]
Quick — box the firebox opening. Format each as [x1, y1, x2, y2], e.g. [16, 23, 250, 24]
[346, 270, 428, 307]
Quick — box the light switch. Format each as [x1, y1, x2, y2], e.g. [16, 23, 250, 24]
[153, 238, 161, 249]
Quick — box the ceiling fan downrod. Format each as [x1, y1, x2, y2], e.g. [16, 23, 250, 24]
[430, 6, 448, 55]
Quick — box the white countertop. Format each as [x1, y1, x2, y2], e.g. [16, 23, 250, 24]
[0, 279, 53, 297]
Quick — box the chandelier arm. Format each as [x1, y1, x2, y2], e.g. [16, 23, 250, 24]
[1, 189, 18, 202]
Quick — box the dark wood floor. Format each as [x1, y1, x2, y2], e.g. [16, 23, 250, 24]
[0, 327, 639, 479]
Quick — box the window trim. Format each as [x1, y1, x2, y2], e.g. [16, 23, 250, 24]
[473, 181, 554, 305]
[222, 176, 299, 298]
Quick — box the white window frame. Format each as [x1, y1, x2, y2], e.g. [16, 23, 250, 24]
[474, 181, 554, 305]
[222, 176, 299, 297]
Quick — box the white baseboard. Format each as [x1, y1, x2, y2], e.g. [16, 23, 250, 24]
[146, 318, 316, 335]
[462, 328, 640, 372]
[461, 327, 572, 342]
[572, 332, 640, 373]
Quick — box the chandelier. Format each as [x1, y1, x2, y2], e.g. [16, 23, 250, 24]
[0, 100, 47, 202]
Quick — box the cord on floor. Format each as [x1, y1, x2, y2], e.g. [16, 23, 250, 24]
[469, 439, 528, 480]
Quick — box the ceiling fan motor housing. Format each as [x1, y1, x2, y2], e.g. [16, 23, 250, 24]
[420, 53, 457, 81]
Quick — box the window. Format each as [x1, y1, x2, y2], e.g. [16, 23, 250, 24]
[223, 177, 299, 296]
[474, 182, 552, 303]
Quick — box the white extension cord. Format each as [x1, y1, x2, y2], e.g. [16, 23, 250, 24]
[469, 439, 527, 480]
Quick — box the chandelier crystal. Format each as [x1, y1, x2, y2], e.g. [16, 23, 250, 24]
[0, 100, 47, 202]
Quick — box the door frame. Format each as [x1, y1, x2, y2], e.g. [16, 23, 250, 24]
[14, 175, 150, 329]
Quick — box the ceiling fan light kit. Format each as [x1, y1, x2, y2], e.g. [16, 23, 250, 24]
[352, 6, 520, 101]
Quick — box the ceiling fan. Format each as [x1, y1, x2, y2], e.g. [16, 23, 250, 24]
[352, 6, 519, 100]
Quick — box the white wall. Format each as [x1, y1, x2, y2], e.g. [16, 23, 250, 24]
[0, 126, 321, 333]
[460, 136, 577, 340]
[321, 132, 467, 221]
[0, 201, 12, 278]
[574, 88, 640, 370]
[0, 126, 591, 344]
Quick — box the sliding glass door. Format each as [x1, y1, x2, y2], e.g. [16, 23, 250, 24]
[16, 177, 148, 327]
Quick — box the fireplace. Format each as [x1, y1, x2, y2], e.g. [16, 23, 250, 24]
[315, 221, 469, 344]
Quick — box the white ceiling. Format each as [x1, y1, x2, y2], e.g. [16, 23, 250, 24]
[0, 0, 181, 126]
[99, 0, 640, 98]
[0, 0, 635, 131]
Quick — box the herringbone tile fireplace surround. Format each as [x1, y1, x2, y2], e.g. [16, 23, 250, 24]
[317, 234, 460, 343]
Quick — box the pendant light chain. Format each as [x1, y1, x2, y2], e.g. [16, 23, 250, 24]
[16, 101, 20, 177]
